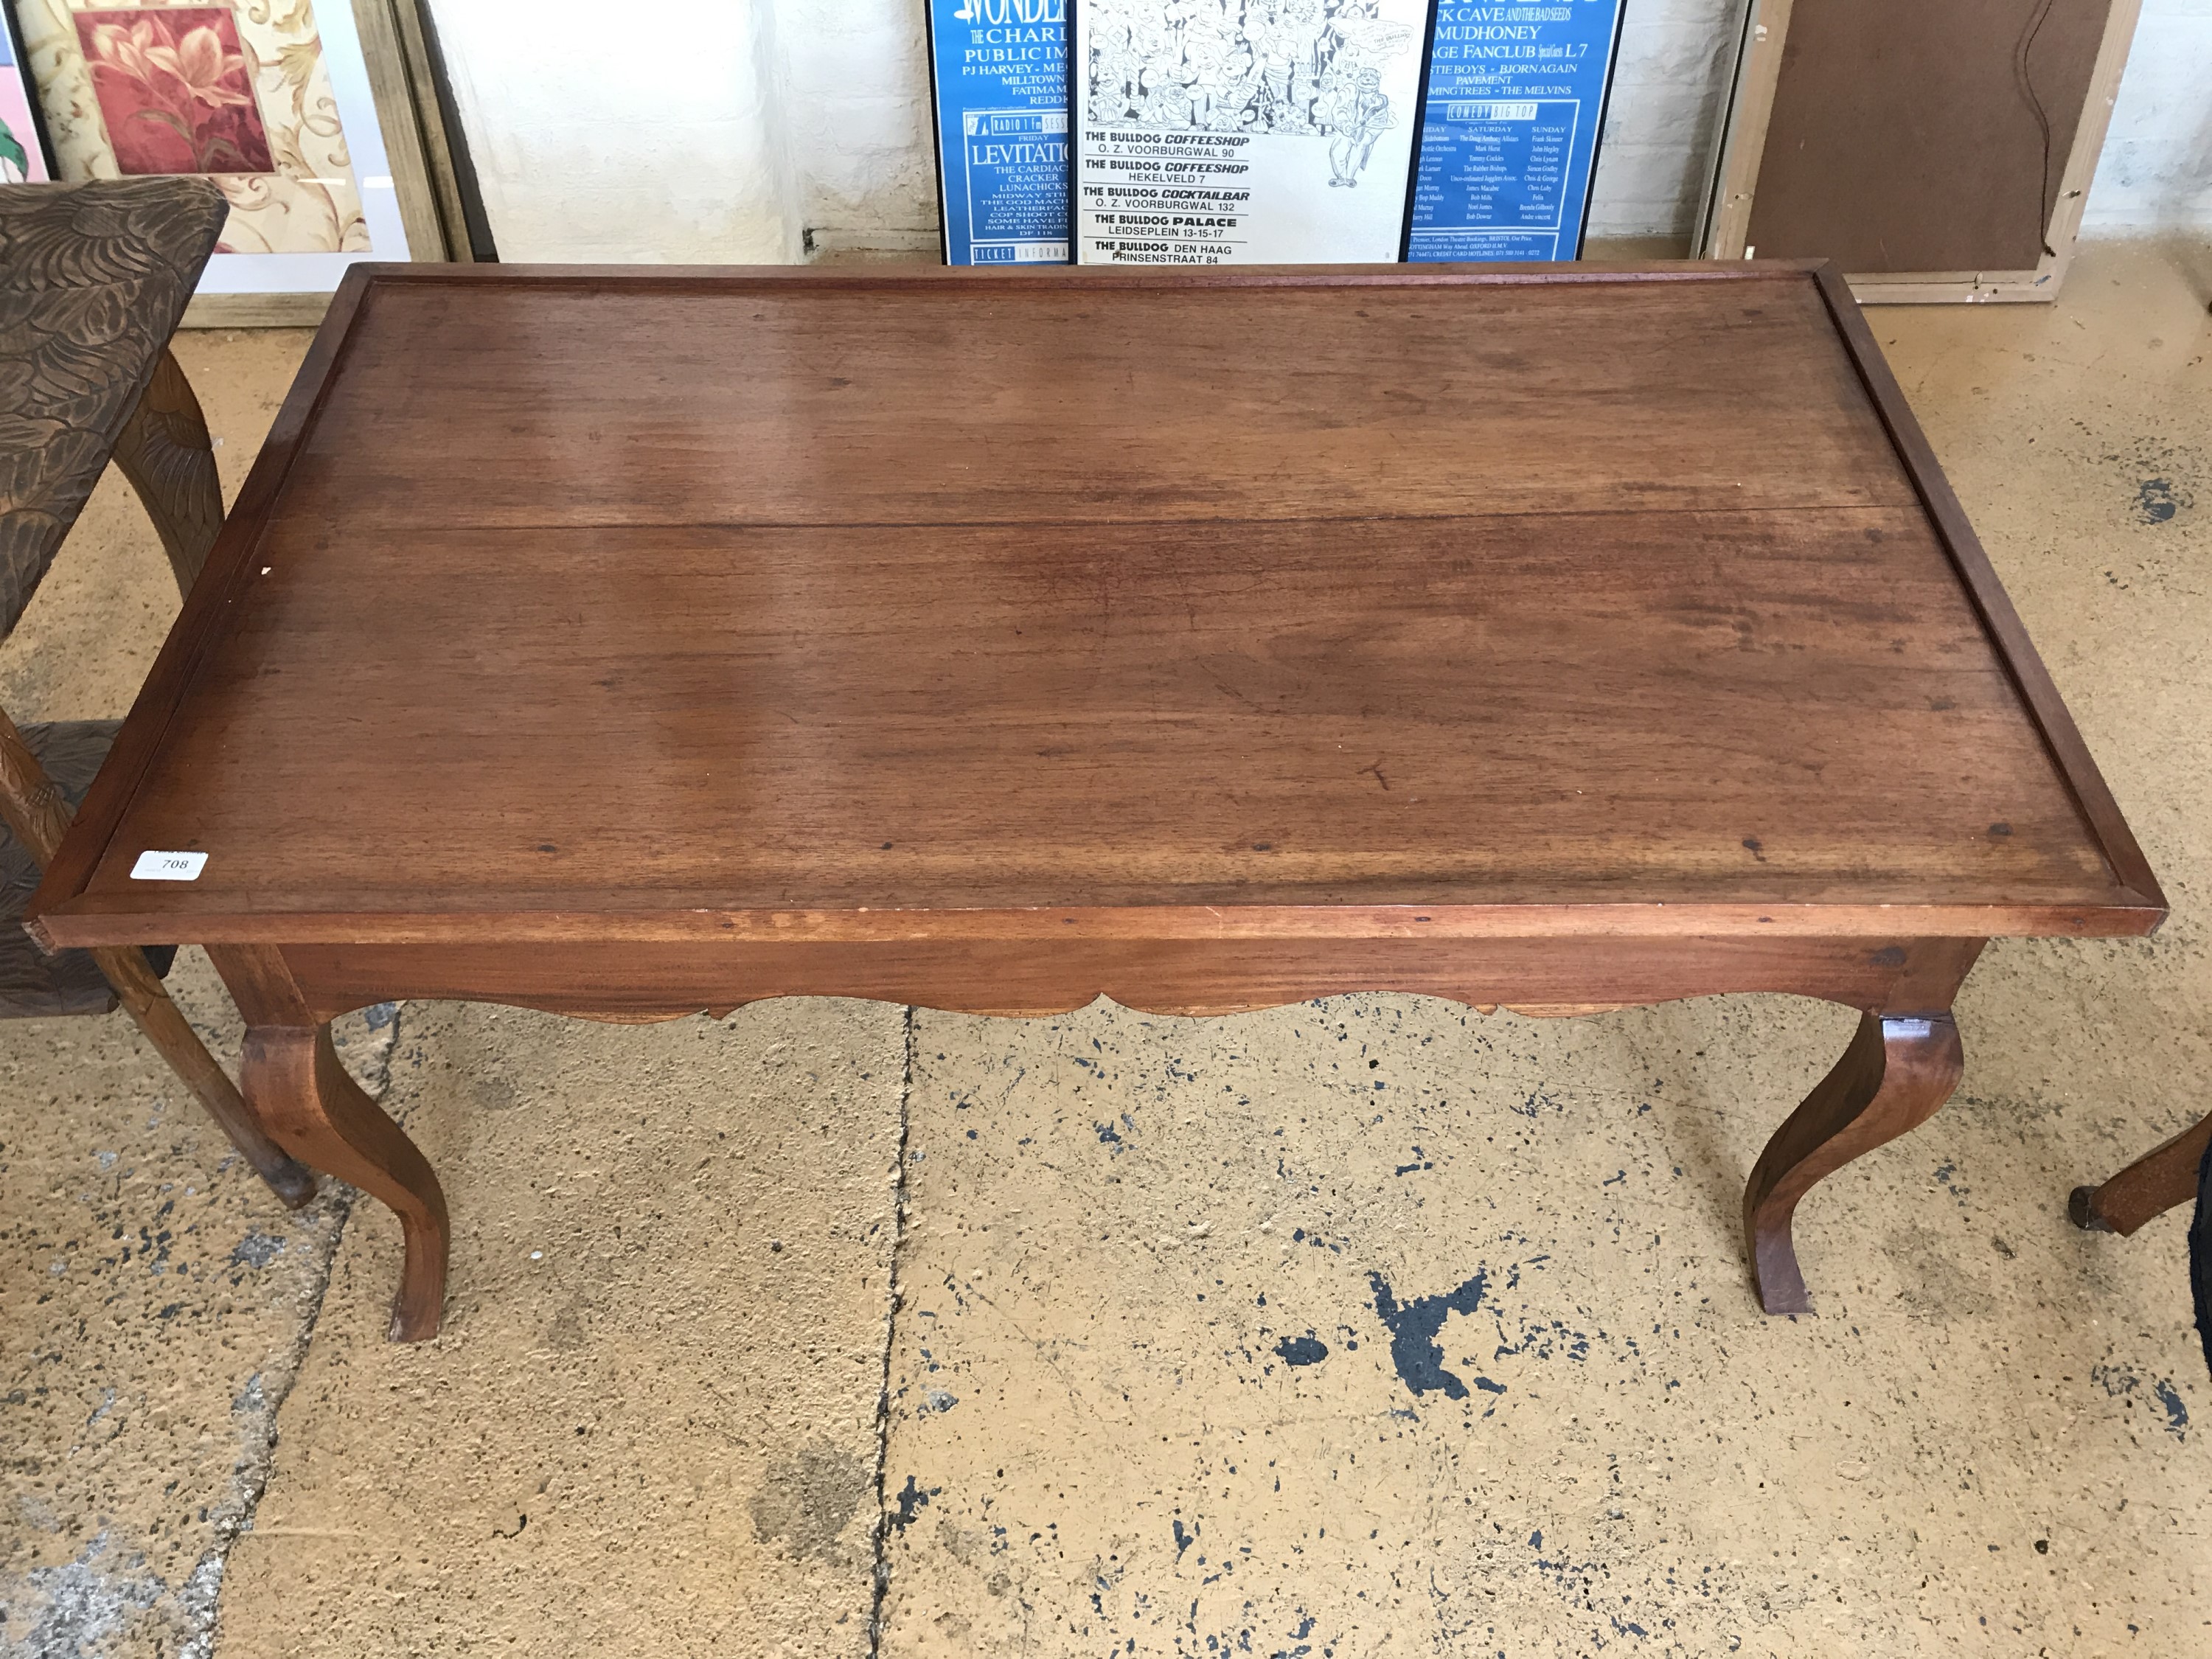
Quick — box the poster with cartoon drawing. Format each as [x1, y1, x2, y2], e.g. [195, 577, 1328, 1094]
[1074, 0, 1432, 265]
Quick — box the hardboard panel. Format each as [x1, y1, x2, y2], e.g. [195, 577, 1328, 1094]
[1744, 0, 2115, 274]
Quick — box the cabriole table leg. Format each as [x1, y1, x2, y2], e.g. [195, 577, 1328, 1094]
[209, 945, 449, 1341]
[1744, 1010, 1965, 1315]
[241, 1024, 448, 1341]
[89, 942, 316, 1209]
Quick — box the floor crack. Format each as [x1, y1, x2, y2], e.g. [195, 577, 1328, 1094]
[181, 999, 400, 1658]
[867, 1004, 917, 1656]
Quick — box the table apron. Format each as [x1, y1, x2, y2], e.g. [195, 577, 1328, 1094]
[270, 934, 1986, 1024]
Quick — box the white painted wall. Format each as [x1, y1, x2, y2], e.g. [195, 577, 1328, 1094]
[2084, 0, 2212, 230]
[430, 0, 2211, 263]
[431, 0, 802, 262]
[430, 0, 931, 263]
[777, 0, 939, 256]
[1582, 0, 1739, 242]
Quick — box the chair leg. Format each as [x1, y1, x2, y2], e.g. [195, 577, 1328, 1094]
[111, 347, 224, 597]
[2070, 1114, 2212, 1237]
[92, 942, 317, 1209]
[1, 678, 306, 1206]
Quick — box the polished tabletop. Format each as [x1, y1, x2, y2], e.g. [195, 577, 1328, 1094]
[31, 262, 2160, 949]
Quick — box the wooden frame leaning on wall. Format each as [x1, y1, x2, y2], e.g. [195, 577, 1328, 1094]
[1694, 0, 2145, 304]
[175, 0, 473, 326]
[6, 0, 476, 326]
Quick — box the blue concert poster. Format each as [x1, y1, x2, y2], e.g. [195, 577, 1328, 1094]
[925, 0, 1073, 265]
[1405, 0, 1624, 262]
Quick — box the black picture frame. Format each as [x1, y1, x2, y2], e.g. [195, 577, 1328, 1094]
[1397, 0, 1629, 264]
[1, 0, 61, 181]
[924, 0, 1074, 268]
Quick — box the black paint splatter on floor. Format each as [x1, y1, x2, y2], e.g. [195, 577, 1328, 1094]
[889, 1475, 939, 1531]
[2152, 1378, 2191, 1438]
[1368, 1270, 1500, 1400]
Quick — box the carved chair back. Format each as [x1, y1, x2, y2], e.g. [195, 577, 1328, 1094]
[0, 178, 312, 1201]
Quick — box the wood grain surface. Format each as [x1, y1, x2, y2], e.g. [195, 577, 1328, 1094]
[108, 347, 225, 595]
[2070, 1114, 2212, 1237]
[0, 718, 142, 1015]
[29, 262, 2156, 946]
[0, 178, 226, 633]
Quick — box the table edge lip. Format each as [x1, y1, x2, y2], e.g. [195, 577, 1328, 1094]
[274, 257, 1840, 291]
[27, 260, 2168, 936]
[27, 900, 2165, 952]
[1806, 265, 2166, 918]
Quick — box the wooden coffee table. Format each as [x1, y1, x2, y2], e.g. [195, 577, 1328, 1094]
[28, 262, 2162, 1342]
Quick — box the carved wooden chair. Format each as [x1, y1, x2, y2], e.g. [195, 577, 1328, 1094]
[2073, 1119, 2212, 1374]
[2070, 1117, 2212, 1239]
[0, 178, 310, 1207]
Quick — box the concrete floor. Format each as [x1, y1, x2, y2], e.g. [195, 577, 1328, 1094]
[1, 243, 2207, 1656]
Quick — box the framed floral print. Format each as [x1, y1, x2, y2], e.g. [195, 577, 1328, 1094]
[75, 7, 278, 175]
[1, 0, 55, 178]
[7, 0, 456, 320]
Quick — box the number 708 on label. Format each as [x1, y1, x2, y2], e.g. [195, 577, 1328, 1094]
[129, 851, 208, 881]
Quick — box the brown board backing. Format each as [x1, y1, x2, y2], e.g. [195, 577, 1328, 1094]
[1702, 0, 2143, 302]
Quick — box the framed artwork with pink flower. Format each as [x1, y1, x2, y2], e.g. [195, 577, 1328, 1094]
[7, 0, 453, 316]
[77, 7, 276, 175]
[1, 0, 55, 178]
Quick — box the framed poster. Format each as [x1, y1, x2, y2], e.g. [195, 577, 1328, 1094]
[925, 0, 1071, 265]
[1404, 0, 1624, 262]
[1073, 0, 1433, 266]
[7, 0, 451, 319]
[1, 0, 54, 177]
